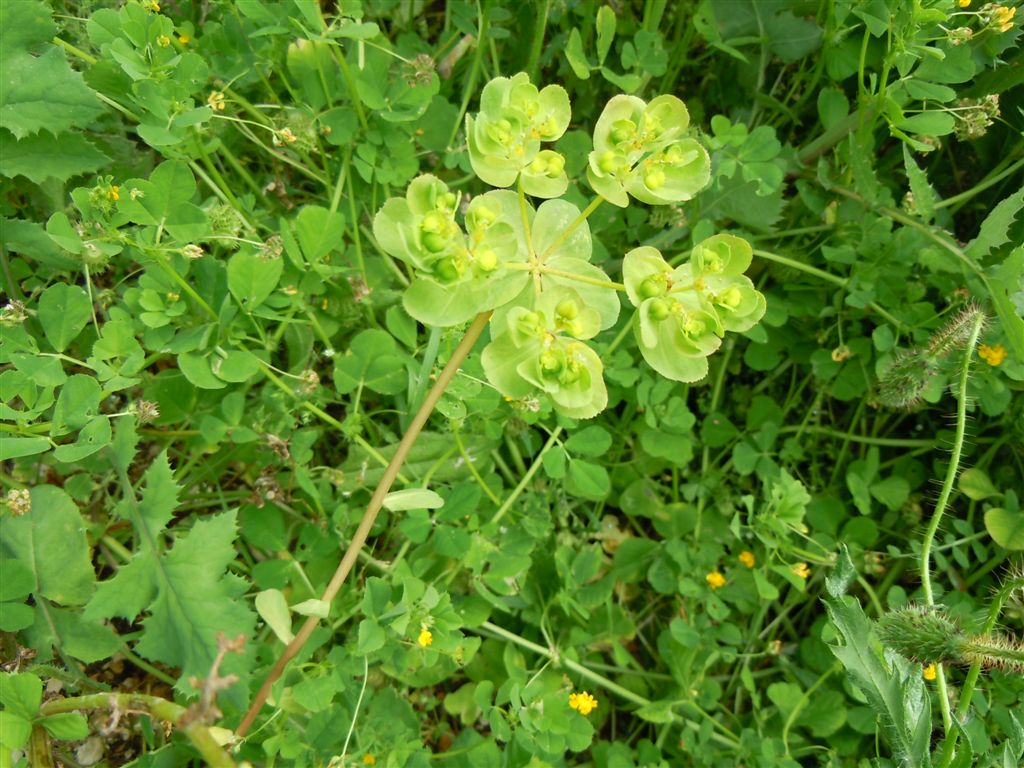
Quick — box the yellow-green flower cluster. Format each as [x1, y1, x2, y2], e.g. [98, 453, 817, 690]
[623, 234, 766, 382]
[587, 94, 710, 207]
[466, 73, 571, 198]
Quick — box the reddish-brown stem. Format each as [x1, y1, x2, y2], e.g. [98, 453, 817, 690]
[236, 312, 491, 736]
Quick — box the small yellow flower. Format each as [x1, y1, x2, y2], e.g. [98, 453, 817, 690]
[993, 5, 1017, 32]
[738, 551, 756, 569]
[156, 35, 171, 47]
[179, 34, 191, 44]
[705, 570, 726, 590]
[569, 691, 598, 716]
[107, 185, 120, 201]
[958, 0, 971, 6]
[277, 127, 298, 144]
[143, 0, 160, 11]
[923, 663, 937, 681]
[362, 755, 376, 766]
[979, 343, 1007, 366]
[792, 562, 811, 580]
[417, 628, 433, 647]
[208, 91, 226, 111]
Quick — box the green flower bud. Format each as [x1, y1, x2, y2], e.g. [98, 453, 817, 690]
[663, 144, 684, 164]
[471, 204, 496, 228]
[421, 211, 446, 234]
[529, 156, 548, 174]
[517, 311, 544, 338]
[648, 298, 670, 320]
[438, 192, 459, 211]
[638, 276, 666, 299]
[718, 286, 742, 308]
[475, 248, 498, 272]
[682, 316, 706, 336]
[422, 231, 449, 253]
[434, 257, 462, 282]
[642, 112, 662, 138]
[610, 119, 637, 145]
[490, 119, 513, 145]
[556, 299, 579, 320]
[644, 167, 666, 191]
[546, 152, 565, 176]
[598, 150, 620, 174]
[558, 357, 582, 386]
[540, 349, 563, 375]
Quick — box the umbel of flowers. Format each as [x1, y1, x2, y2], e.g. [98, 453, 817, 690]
[373, 73, 766, 419]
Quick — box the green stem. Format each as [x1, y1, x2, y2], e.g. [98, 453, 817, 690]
[489, 427, 562, 526]
[934, 150, 1023, 210]
[525, 0, 552, 80]
[334, 46, 370, 132]
[236, 312, 492, 737]
[754, 248, 904, 328]
[505, 262, 624, 291]
[753, 248, 844, 286]
[776, 425, 934, 447]
[919, 311, 984, 737]
[39, 694, 236, 767]
[475, 620, 739, 749]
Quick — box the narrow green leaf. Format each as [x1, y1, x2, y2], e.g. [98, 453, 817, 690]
[565, 28, 591, 79]
[383, 488, 445, 512]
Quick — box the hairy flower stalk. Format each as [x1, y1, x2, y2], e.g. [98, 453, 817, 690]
[877, 606, 1024, 673]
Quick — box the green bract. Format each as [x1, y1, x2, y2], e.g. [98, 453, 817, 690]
[466, 73, 570, 194]
[374, 179, 530, 325]
[623, 235, 766, 382]
[482, 289, 607, 419]
[587, 94, 710, 207]
[376, 76, 762, 418]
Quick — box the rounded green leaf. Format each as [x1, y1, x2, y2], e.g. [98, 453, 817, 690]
[254, 589, 294, 644]
[985, 508, 1024, 550]
[38, 283, 91, 352]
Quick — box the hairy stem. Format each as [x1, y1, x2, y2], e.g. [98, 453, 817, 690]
[236, 312, 491, 736]
[920, 311, 984, 736]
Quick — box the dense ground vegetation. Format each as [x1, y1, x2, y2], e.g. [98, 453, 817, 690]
[1, 1, 1023, 766]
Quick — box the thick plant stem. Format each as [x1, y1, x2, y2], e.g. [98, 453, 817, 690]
[236, 312, 491, 736]
[919, 311, 984, 737]
[39, 694, 236, 767]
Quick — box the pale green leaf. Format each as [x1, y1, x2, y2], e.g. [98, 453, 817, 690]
[0, 486, 94, 605]
[383, 488, 445, 512]
[291, 599, 331, 619]
[985, 508, 1024, 550]
[255, 589, 294, 644]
